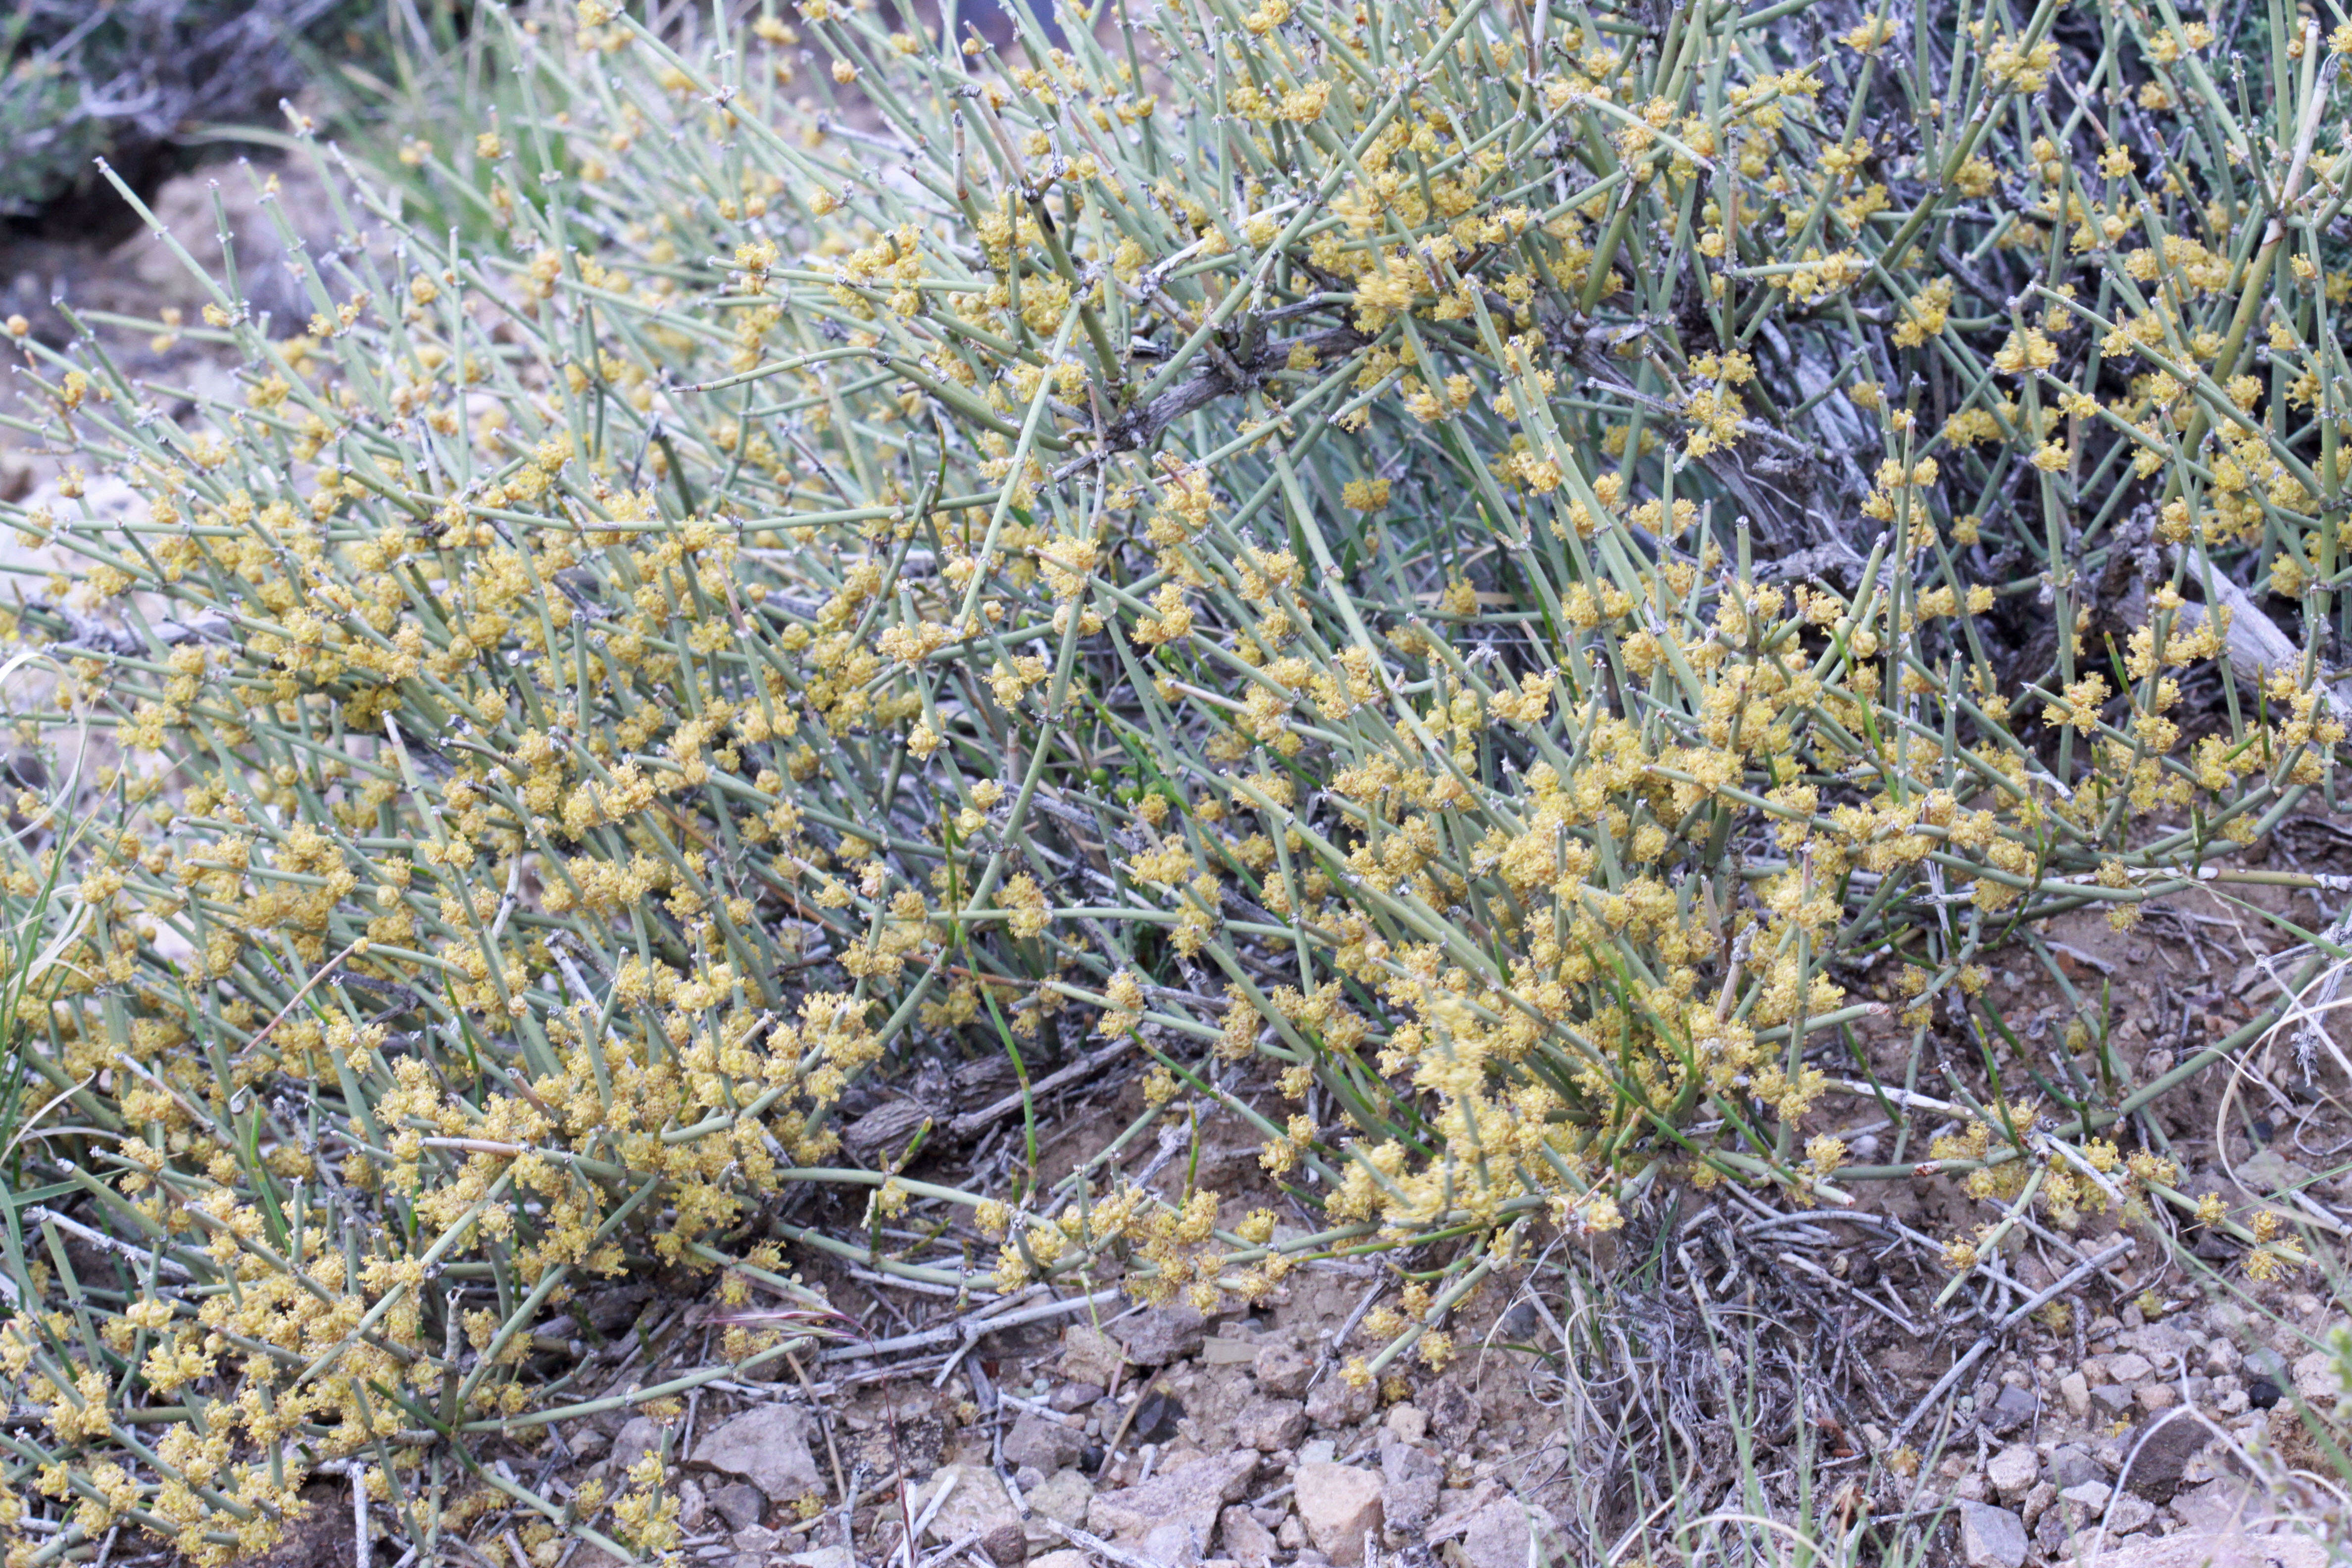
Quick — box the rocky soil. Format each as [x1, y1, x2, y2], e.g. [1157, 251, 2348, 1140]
[519, 1275, 2345, 1568]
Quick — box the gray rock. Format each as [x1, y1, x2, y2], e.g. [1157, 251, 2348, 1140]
[676, 1477, 707, 1531]
[2120, 1412, 2211, 1503]
[2169, 1476, 2258, 1532]
[2293, 1349, 2342, 1401]
[2091, 1383, 2139, 1418]
[1981, 1383, 2039, 1436]
[1424, 1485, 1498, 1545]
[1420, 1383, 1477, 1445]
[1031, 1554, 1096, 1568]
[1088, 1450, 1260, 1548]
[1127, 1389, 1184, 1443]
[781, 1552, 853, 1568]
[1004, 1410, 1085, 1473]
[1233, 1396, 1308, 1452]
[1125, 1305, 1209, 1366]
[2049, 1444, 2104, 1489]
[1448, 1496, 1563, 1568]
[1295, 1462, 1383, 1568]
[610, 1416, 665, 1480]
[1219, 1504, 1278, 1568]
[2085, 1530, 2327, 1568]
[692, 1405, 824, 1505]
[1955, 1501, 2026, 1568]
[1986, 1442, 2039, 1500]
[2059, 1371, 2092, 1418]
[712, 1480, 766, 1532]
[2119, 1323, 2193, 1367]
[1023, 1468, 1095, 1553]
[918, 1463, 1026, 1567]
[1028, 1467, 1095, 1526]
[1494, 1300, 1546, 1344]
[2235, 1148, 2317, 1201]
[1253, 1340, 1313, 1399]
[2060, 1481, 2114, 1511]
[1193, 1367, 1261, 1436]
[1063, 1325, 1128, 1386]
[1139, 1519, 1202, 1566]
[2108, 1493, 2157, 1534]
[1051, 1382, 1103, 1413]
[2032, 1506, 2072, 1558]
[1305, 1372, 1374, 1429]
[1379, 1439, 1443, 1536]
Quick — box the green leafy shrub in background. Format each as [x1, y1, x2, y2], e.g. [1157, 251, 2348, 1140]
[0, 0, 375, 236]
[1, 0, 2352, 1559]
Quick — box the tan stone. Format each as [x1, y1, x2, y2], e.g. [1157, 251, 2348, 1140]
[1087, 1450, 1260, 1549]
[1295, 1462, 1383, 1568]
[918, 1463, 1026, 1567]
[2068, 1529, 2326, 1568]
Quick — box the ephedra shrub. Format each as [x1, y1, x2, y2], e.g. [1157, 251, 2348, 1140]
[1, 0, 2351, 1558]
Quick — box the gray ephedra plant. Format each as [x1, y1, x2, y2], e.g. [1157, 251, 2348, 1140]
[1, 0, 2351, 1557]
